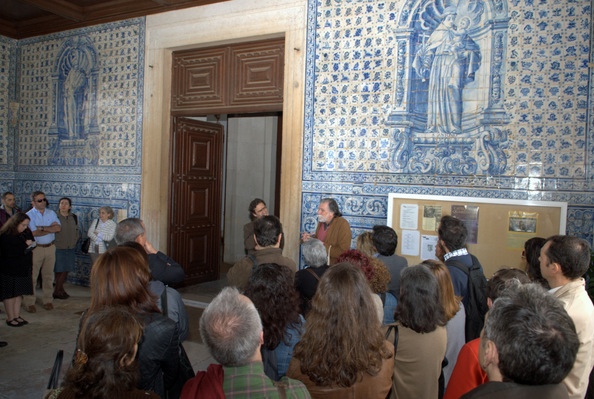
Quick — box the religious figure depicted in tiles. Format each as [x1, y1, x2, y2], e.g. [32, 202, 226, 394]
[48, 36, 100, 166]
[412, 6, 481, 134]
[63, 49, 88, 138]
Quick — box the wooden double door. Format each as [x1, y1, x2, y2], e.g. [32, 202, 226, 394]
[169, 38, 284, 285]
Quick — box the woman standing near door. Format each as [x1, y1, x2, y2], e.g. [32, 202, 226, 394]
[87, 206, 116, 267]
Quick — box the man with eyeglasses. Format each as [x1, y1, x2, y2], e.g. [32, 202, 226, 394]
[24, 191, 61, 312]
[243, 198, 284, 255]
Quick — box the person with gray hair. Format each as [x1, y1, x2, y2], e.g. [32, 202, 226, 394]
[295, 238, 329, 315]
[462, 283, 580, 398]
[86, 205, 116, 267]
[115, 218, 185, 285]
[539, 235, 594, 399]
[301, 198, 352, 265]
[181, 287, 311, 398]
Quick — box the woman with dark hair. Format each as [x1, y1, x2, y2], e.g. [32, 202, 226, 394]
[336, 249, 385, 324]
[389, 264, 447, 399]
[423, 259, 466, 391]
[88, 246, 181, 398]
[53, 197, 79, 299]
[287, 262, 394, 398]
[0, 213, 34, 327]
[51, 307, 159, 399]
[244, 263, 305, 379]
[523, 237, 549, 288]
[295, 239, 329, 316]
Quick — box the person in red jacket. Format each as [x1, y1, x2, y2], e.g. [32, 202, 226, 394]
[444, 268, 530, 399]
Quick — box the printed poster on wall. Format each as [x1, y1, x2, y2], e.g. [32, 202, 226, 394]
[451, 205, 479, 244]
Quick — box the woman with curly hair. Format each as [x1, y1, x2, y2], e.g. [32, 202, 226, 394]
[244, 263, 305, 380]
[357, 232, 397, 324]
[51, 307, 159, 399]
[388, 264, 447, 399]
[337, 249, 386, 325]
[423, 259, 465, 391]
[287, 262, 394, 398]
[87, 246, 182, 398]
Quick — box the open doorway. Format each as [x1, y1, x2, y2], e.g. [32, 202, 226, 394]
[222, 113, 282, 268]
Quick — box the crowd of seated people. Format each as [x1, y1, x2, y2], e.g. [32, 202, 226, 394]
[4, 192, 592, 399]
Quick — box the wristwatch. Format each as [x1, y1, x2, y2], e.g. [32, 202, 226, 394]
[40, 226, 44, 231]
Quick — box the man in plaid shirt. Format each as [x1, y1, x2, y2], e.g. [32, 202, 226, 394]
[181, 287, 311, 398]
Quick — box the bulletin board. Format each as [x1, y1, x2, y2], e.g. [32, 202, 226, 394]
[387, 194, 567, 278]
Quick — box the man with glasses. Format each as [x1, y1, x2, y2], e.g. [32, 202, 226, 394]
[24, 191, 61, 312]
[243, 198, 284, 255]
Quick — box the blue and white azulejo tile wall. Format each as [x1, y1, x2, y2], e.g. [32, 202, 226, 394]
[0, 19, 145, 285]
[301, 0, 594, 247]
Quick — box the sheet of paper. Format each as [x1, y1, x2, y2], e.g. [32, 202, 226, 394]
[421, 235, 439, 260]
[401, 229, 420, 256]
[400, 204, 419, 230]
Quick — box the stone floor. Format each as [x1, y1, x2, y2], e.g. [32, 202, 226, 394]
[0, 278, 229, 399]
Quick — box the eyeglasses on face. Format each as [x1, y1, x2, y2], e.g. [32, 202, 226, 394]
[36, 198, 47, 203]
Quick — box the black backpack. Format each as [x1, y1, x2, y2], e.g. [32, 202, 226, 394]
[447, 254, 488, 342]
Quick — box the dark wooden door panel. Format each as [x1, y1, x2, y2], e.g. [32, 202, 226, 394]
[171, 38, 284, 115]
[170, 117, 223, 285]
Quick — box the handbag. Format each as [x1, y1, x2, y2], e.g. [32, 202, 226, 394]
[162, 288, 195, 399]
[42, 350, 64, 399]
[81, 238, 91, 254]
[81, 220, 99, 254]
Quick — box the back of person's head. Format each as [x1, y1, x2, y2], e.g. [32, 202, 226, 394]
[544, 235, 591, 279]
[292, 262, 390, 387]
[486, 268, 530, 302]
[119, 241, 150, 263]
[438, 215, 467, 251]
[356, 231, 376, 256]
[200, 287, 263, 367]
[302, 238, 327, 267]
[115, 218, 145, 244]
[372, 225, 398, 256]
[89, 246, 159, 315]
[253, 215, 282, 247]
[336, 249, 374, 281]
[64, 307, 143, 399]
[422, 259, 461, 321]
[321, 198, 342, 217]
[244, 263, 301, 350]
[483, 283, 579, 385]
[248, 198, 266, 221]
[396, 264, 446, 333]
[523, 237, 548, 286]
[0, 212, 30, 236]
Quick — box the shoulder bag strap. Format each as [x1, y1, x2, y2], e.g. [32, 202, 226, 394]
[161, 286, 169, 317]
[306, 267, 321, 281]
[385, 324, 399, 355]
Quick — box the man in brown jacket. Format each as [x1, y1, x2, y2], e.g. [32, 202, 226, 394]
[301, 198, 351, 265]
[228, 215, 296, 290]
